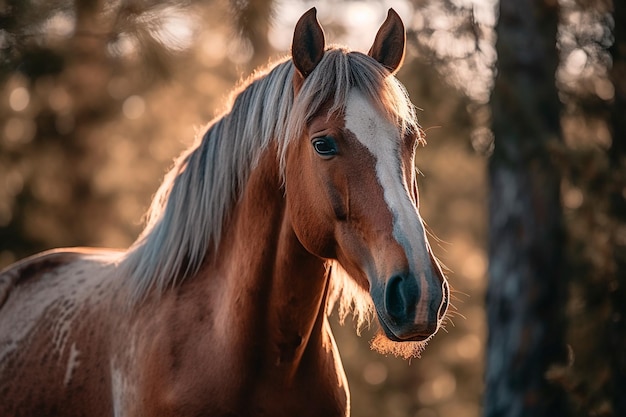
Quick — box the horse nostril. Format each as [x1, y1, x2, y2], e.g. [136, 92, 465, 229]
[384, 274, 419, 323]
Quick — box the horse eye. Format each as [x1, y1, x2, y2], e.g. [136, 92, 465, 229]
[312, 137, 338, 157]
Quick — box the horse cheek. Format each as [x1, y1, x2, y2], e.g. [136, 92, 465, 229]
[300, 213, 335, 259]
[286, 162, 336, 259]
[288, 184, 336, 259]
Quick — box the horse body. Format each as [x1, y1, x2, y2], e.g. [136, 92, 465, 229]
[0, 150, 348, 417]
[0, 8, 448, 417]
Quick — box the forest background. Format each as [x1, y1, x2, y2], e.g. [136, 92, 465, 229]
[0, 0, 623, 416]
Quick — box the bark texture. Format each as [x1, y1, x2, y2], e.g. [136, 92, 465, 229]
[485, 0, 570, 416]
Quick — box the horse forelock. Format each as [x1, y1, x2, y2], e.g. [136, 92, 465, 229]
[120, 46, 421, 305]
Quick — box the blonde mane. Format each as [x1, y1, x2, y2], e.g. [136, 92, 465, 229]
[119, 47, 421, 319]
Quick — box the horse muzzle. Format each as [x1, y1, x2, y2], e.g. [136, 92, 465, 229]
[372, 271, 449, 342]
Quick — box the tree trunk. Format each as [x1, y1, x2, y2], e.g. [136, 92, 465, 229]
[485, 0, 570, 416]
[608, 0, 626, 413]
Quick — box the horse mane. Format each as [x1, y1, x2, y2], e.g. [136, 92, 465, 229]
[119, 47, 421, 323]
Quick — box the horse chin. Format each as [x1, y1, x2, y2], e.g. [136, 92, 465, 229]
[371, 313, 436, 359]
[370, 329, 430, 360]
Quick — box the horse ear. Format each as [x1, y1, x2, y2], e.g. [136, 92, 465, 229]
[291, 7, 325, 78]
[368, 9, 405, 74]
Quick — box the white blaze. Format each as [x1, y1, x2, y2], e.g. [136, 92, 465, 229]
[344, 90, 432, 323]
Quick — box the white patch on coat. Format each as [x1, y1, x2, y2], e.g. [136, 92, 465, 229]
[53, 312, 75, 355]
[110, 334, 139, 417]
[0, 252, 118, 368]
[64, 342, 81, 386]
[111, 366, 125, 417]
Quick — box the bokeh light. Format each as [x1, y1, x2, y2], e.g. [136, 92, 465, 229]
[9, 87, 30, 111]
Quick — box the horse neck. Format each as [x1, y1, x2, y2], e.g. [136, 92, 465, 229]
[208, 145, 330, 380]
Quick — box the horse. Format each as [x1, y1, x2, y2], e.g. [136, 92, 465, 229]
[0, 8, 449, 417]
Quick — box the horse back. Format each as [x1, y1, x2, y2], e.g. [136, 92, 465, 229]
[0, 248, 124, 417]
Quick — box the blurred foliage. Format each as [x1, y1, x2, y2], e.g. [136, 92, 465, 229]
[555, 1, 626, 416]
[0, 0, 623, 416]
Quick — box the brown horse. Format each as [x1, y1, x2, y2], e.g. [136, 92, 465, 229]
[0, 8, 448, 417]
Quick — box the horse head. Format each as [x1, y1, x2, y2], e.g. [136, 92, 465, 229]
[284, 8, 449, 351]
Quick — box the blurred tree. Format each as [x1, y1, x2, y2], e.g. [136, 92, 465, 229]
[558, 0, 626, 415]
[1, 0, 116, 259]
[0, 0, 217, 262]
[484, 0, 571, 416]
[229, 0, 273, 69]
[607, 1, 626, 413]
